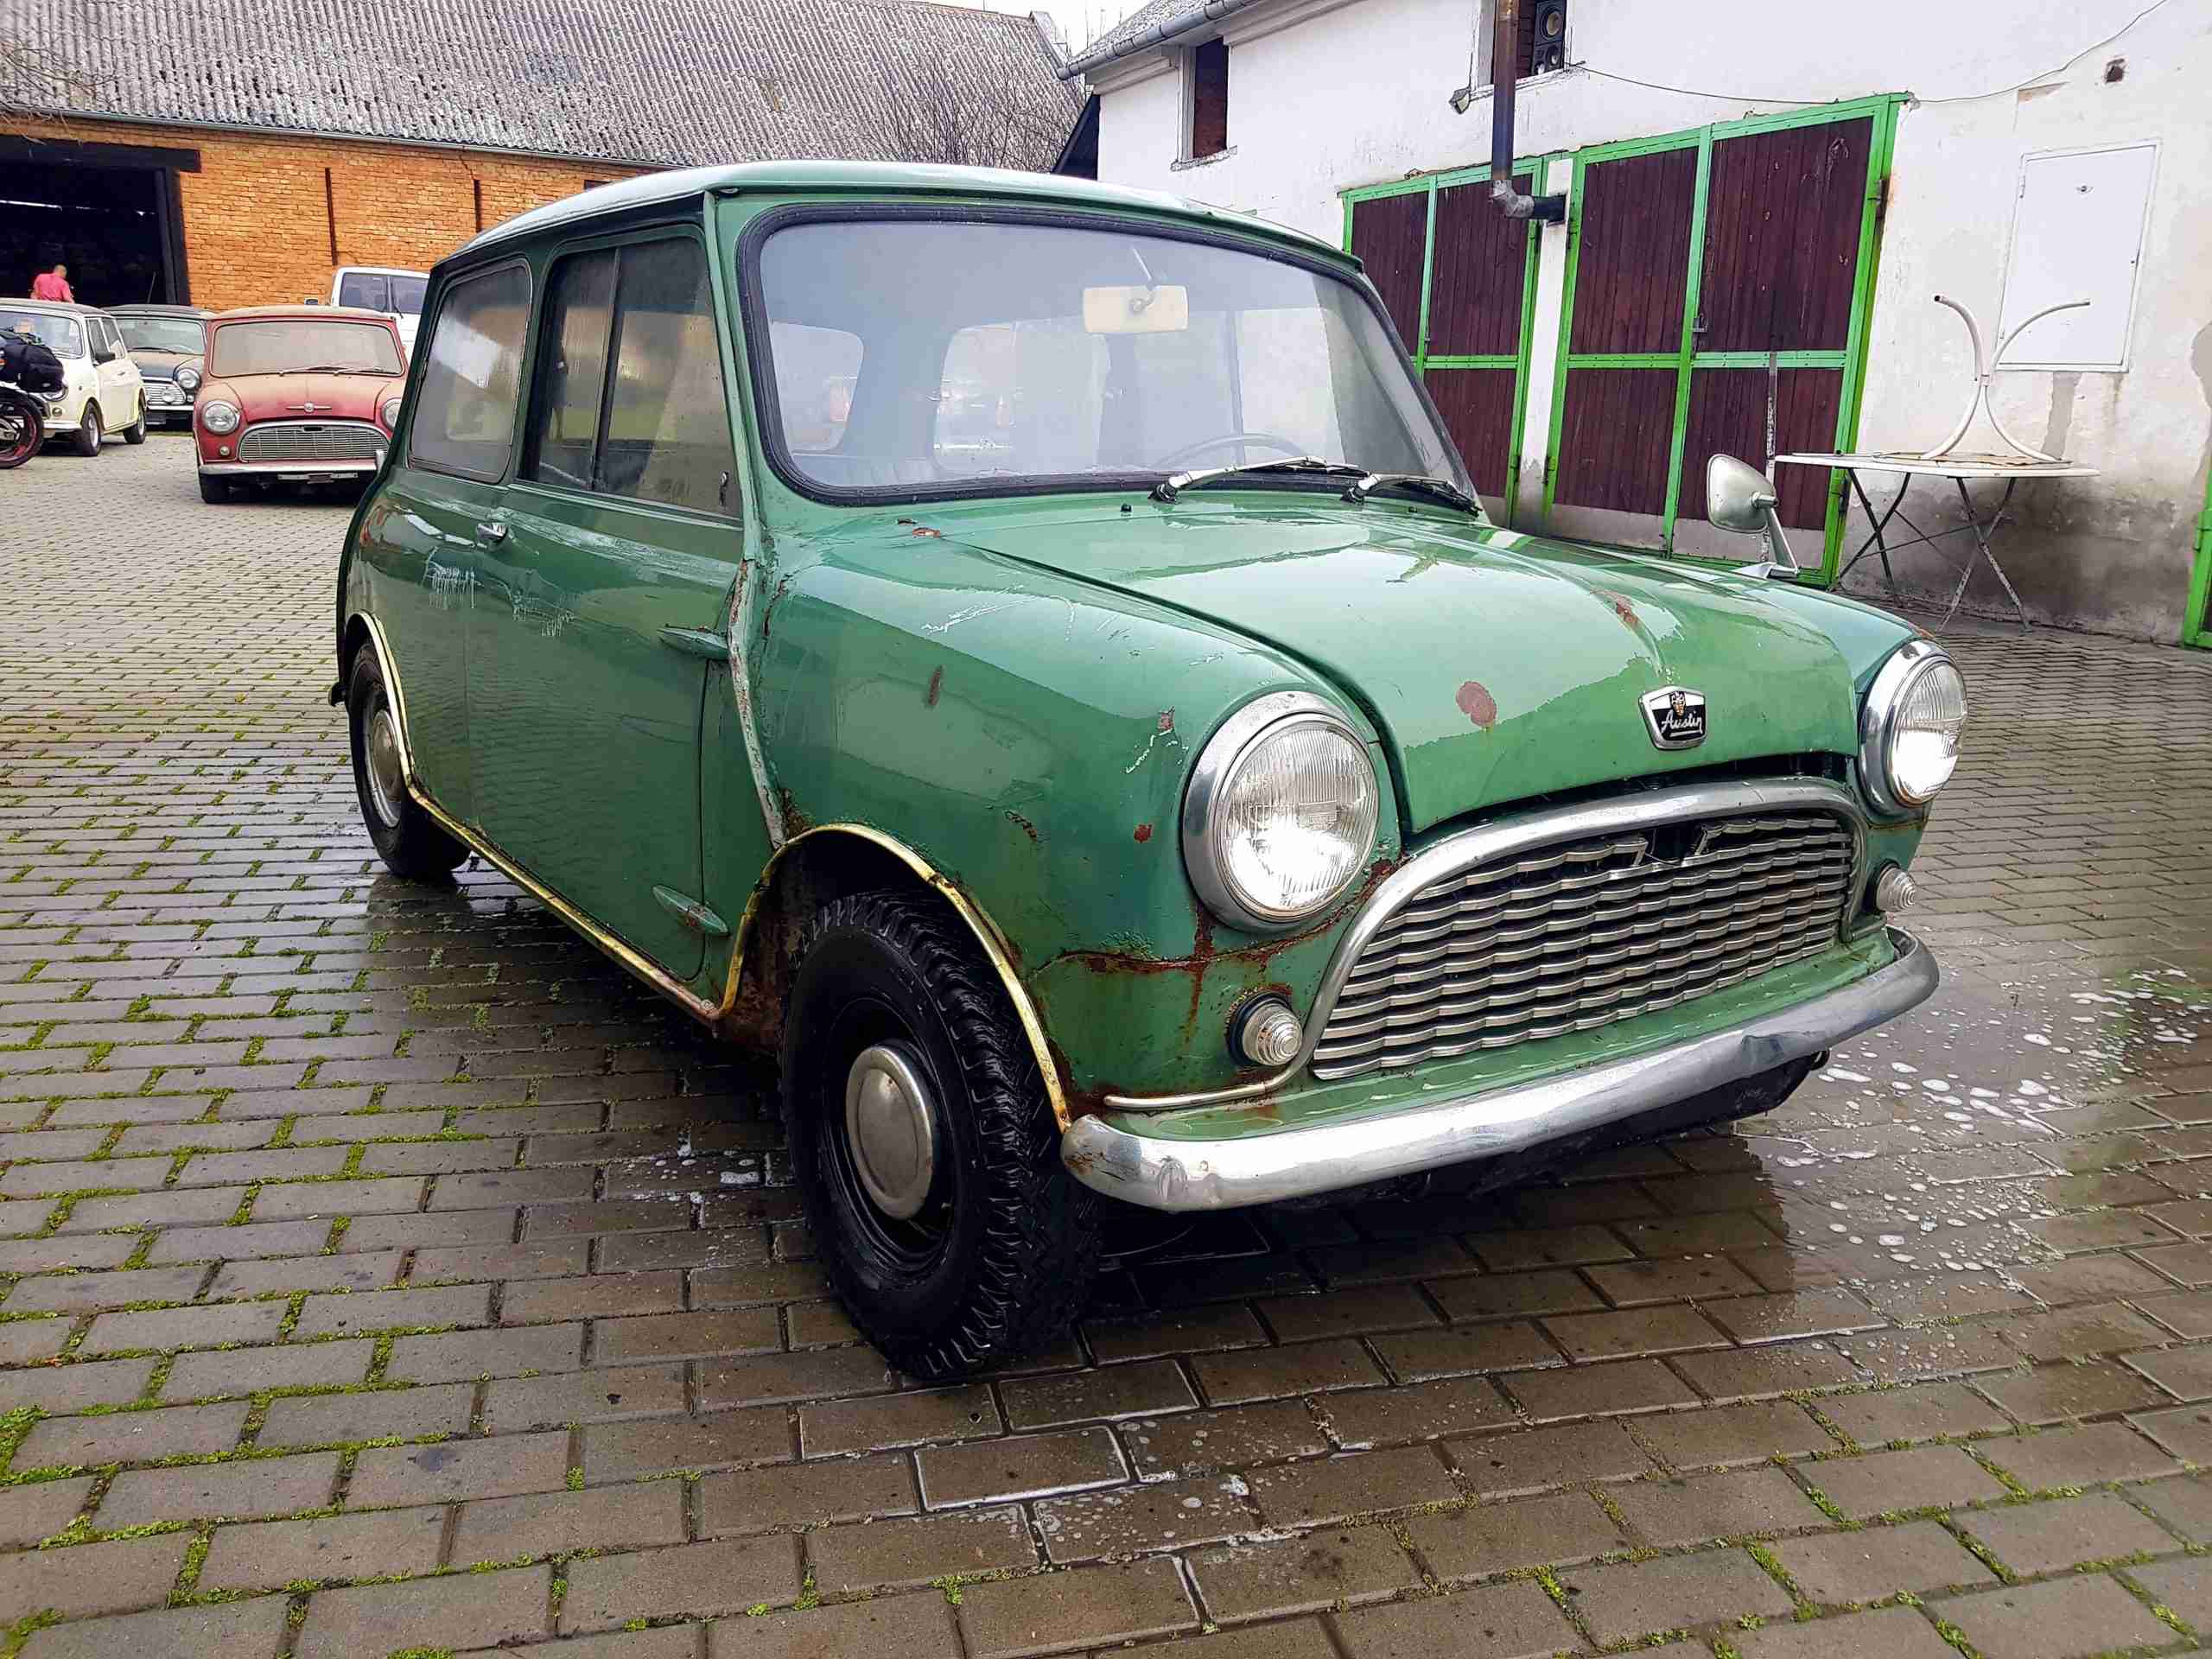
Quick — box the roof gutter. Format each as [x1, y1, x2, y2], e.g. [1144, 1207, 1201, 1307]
[1059, 0, 1269, 80]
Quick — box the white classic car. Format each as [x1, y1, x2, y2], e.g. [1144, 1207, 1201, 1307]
[0, 299, 147, 455]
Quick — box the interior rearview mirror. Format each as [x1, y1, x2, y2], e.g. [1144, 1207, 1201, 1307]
[1084, 284, 1190, 335]
[1706, 453, 1801, 577]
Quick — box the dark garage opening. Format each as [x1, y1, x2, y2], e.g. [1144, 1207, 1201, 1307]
[0, 137, 198, 308]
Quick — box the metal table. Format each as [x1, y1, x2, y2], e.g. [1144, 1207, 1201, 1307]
[1771, 451, 2098, 632]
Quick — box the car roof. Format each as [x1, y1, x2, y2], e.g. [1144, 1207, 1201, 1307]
[209, 305, 401, 322]
[0, 297, 104, 319]
[455, 161, 1346, 266]
[110, 304, 210, 318]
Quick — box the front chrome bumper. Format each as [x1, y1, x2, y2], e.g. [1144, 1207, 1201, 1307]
[200, 459, 377, 478]
[1061, 927, 1937, 1211]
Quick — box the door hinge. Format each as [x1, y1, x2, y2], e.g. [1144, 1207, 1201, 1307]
[652, 886, 731, 939]
[658, 626, 730, 662]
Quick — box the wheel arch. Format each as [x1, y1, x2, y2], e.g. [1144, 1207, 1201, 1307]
[724, 824, 1069, 1129]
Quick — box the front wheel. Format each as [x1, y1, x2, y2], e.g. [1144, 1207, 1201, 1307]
[782, 890, 1100, 1378]
[0, 397, 41, 469]
[70, 404, 100, 456]
[122, 399, 147, 444]
[198, 474, 230, 505]
[346, 645, 467, 880]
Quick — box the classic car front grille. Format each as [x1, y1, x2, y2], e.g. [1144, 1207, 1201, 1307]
[237, 420, 382, 462]
[1310, 810, 1858, 1081]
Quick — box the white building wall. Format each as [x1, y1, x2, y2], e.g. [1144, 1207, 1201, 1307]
[1088, 0, 2212, 642]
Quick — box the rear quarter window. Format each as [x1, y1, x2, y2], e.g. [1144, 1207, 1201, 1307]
[408, 264, 532, 481]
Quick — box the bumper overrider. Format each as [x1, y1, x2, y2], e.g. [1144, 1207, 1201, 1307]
[1063, 928, 1935, 1210]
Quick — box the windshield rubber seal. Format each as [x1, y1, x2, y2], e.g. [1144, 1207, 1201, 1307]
[732, 200, 1471, 511]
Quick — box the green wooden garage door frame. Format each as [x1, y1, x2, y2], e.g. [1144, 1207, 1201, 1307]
[1540, 93, 1906, 583]
[2186, 463, 2212, 649]
[1340, 154, 1561, 517]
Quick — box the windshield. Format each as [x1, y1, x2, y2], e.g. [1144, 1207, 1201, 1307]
[115, 316, 205, 354]
[338, 272, 428, 316]
[208, 320, 404, 378]
[0, 309, 84, 357]
[753, 218, 1466, 497]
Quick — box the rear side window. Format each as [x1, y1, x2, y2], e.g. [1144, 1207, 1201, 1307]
[409, 264, 531, 481]
[523, 236, 735, 514]
[524, 252, 615, 491]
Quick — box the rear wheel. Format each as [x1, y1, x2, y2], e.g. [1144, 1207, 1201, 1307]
[70, 404, 100, 456]
[782, 890, 1100, 1378]
[346, 646, 467, 880]
[122, 399, 146, 444]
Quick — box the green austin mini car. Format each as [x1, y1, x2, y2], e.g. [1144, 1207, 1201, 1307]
[335, 162, 1962, 1376]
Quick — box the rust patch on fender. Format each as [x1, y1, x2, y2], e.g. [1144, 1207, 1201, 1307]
[1455, 680, 1497, 729]
[1006, 810, 1038, 842]
[925, 666, 943, 708]
[1133, 823, 1153, 843]
[910, 525, 942, 539]
[1048, 855, 1399, 1113]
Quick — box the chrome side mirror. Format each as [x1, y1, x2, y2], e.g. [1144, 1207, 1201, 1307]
[1706, 454, 1800, 577]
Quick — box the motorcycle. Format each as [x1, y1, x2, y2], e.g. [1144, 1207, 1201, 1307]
[0, 382, 43, 469]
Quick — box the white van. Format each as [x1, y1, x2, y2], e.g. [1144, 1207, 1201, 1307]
[329, 267, 429, 353]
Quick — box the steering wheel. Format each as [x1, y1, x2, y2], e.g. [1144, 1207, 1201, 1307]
[1153, 431, 1308, 470]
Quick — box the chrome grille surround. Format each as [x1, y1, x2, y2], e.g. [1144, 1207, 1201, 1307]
[237, 420, 383, 462]
[1098, 778, 1866, 1112]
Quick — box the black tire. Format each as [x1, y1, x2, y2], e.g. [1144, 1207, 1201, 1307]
[198, 474, 230, 505]
[122, 398, 147, 444]
[71, 404, 100, 457]
[782, 890, 1100, 1378]
[346, 646, 467, 880]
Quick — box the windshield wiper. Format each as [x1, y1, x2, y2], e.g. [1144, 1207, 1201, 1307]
[283, 365, 383, 375]
[1150, 456, 1368, 503]
[1341, 472, 1483, 513]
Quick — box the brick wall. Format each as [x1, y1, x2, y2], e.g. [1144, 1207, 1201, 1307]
[8, 117, 650, 311]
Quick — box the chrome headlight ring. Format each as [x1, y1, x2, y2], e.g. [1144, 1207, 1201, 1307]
[1859, 639, 1967, 817]
[199, 399, 241, 435]
[1181, 690, 1382, 935]
[175, 363, 201, 394]
[379, 397, 404, 430]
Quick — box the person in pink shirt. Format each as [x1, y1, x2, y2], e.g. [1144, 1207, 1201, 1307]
[29, 264, 73, 302]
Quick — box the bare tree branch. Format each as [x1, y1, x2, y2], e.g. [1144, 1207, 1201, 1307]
[0, 35, 111, 137]
[878, 37, 1079, 171]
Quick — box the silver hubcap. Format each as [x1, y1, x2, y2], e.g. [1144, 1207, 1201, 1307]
[364, 705, 405, 829]
[843, 1043, 938, 1220]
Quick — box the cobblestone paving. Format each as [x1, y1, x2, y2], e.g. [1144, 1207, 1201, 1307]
[3, 437, 2212, 1658]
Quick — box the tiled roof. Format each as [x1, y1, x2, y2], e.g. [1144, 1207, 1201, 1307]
[3, 0, 1080, 169]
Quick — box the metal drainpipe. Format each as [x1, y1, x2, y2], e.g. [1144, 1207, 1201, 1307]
[1489, 0, 1565, 221]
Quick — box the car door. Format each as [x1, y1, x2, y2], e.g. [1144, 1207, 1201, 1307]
[467, 229, 744, 980]
[352, 261, 535, 826]
[92, 317, 137, 424]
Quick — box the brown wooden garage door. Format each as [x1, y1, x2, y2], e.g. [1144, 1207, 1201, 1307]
[1542, 99, 1897, 571]
[1346, 166, 1541, 512]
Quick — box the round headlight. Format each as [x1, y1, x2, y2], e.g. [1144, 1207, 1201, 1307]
[175, 364, 201, 393]
[1183, 693, 1380, 931]
[1861, 642, 1967, 815]
[379, 397, 403, 429]
[200, 399, 240, 435]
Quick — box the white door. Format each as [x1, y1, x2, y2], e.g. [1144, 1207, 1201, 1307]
[93, 319, 137, 425]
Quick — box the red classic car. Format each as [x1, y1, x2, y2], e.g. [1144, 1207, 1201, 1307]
[194, 305, 407, 503]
